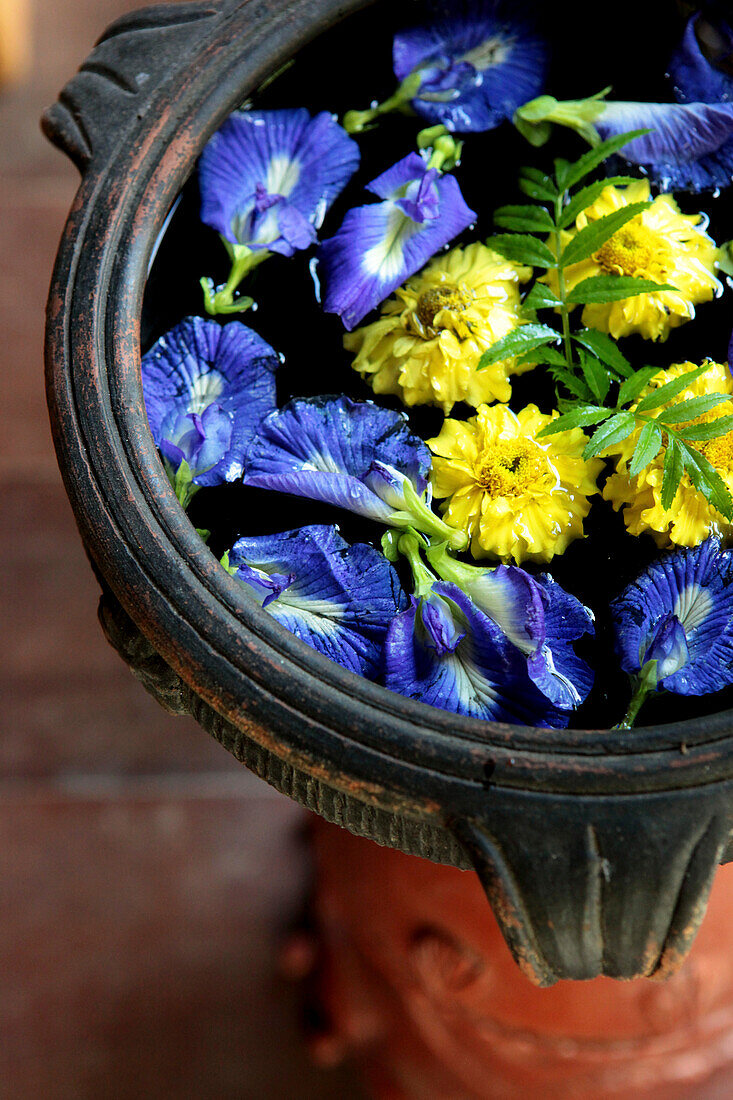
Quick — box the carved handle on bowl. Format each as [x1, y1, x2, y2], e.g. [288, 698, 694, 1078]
[41, 1, 225, 173]
[449, 791, 733, 986]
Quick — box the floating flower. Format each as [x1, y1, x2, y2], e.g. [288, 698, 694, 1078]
[514, 92, 733, 192]
[344, 242, 532, 413]
[610, 540, 733, 725]
[383, 581, 571, 726]
[603, 361, 733, 547]
[200, 108, 359, 256]
[426, 541, 594, 708]
[669, 9, 733, 105]
[198, 109, 359, 312]
[428, 404, 603, 563]
[344, 1, 548, 134]
[319, 153, 475, 331]
[142, 316, 279, 500]
[546, 180, 720, 341]
[243, 395, 467, 548]
[392, 0, 548, 133]
[226, 525, 406, 679]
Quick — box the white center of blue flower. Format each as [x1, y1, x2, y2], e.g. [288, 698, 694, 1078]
[301, 449, 347, 474]
[187, 367, 225, 413]
[674, 583, 713, 633]
[461, 34, 511, 73]
[265, 155, 301, 198]
[417, 34, 512, 105]
[268, 596, 351, 651]
[278, 595, 347, 622]
[363, 205, 421, 281]
[468, 581, 530, 652]
[450, 648, 502, 714]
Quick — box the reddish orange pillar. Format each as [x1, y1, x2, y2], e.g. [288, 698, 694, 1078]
[301, 816, 733, 1099]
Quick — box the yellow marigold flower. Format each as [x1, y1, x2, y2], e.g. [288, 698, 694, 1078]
[344, 242, 532, 414]
[603, 361, 733, 548]
[546, 179, 720, 341]
[428, 404, 603, 564]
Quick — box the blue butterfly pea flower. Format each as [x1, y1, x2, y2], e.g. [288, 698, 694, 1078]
[227, 525, 407, 678]
[393, 0, 549, 133]
[515, 90, 733, 193]
[384, 581, 571, 727]
[198, 108, 360, 313]
[425, 542, 594, 710]
[418, 586, 467, 654]
[199, 108, 360, 257]
[243, 395, 467, 548]
[142, 316, 280, 499]
[611, 538, 733, 696]
[319, 152, 475, 330]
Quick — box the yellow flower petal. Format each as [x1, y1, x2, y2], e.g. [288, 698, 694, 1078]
[428, 403, 602, 564]
[345, 243, 533, 414]
[601, 361, 733, 548]
[544, 183, 720, 343]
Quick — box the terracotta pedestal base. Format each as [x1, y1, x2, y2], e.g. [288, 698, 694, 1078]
[303, 817, 733, 1099]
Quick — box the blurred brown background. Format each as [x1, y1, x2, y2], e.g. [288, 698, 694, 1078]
[0, 0, 354, 1094]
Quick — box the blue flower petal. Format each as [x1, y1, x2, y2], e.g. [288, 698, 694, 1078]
[419, 591, 466, 655]
[528, 575, 595, 710]
[596, 99, 733, 191]
[158, 404, 234, 478]
[229, 525, 407, 678]
[670, 12, 733, 105]
[611, 538, 733, 695]
[243, 395, 431, 521]
[642, 613, 689, 680]
[427, 545, 594, 709]
[362, 461, 424, 512]
[199, 109, 360, 255]
[393, 1, 548, 133]
[456, 563, 545, 655]
[142, 316, 279, 486]
[319, 153, 475, 330]
[366, 152, 431, 200]
[384, 582, 569, 726]
[231, 561, 294, 608]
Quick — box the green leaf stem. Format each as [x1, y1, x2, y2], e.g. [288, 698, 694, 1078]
[559, 176, 639, 229]
[635, 365, 711, 413]
[559, 201, 652, 268]
[477, 324, 559, 369]
[583, 410, 636, 458]
[536, 405, 613, 436]
[573, 328, 632, 377]
[558, 129, 651, 190]
[518, 166, 557, 201]
[494, 204, 555, 233]
[486, 233, 557, 268]
[567, 275, 676, 305]
[629, 421, 663, 477]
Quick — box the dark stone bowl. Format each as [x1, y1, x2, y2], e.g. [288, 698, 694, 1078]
[42, 0, 733, 985]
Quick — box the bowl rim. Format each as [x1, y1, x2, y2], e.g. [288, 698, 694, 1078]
[44, 0, 733, 806]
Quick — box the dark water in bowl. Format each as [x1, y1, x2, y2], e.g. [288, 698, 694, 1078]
[142, 0, 733, 730]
